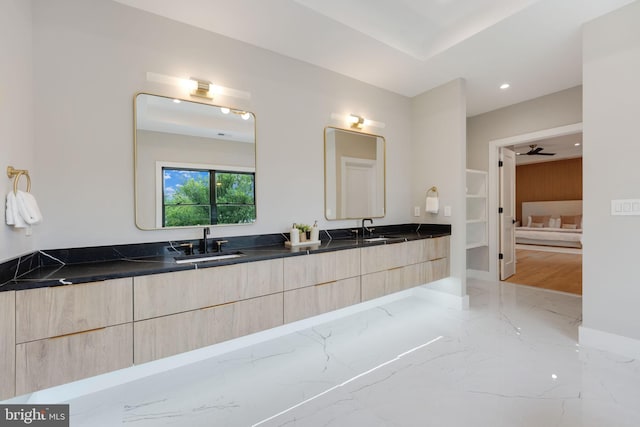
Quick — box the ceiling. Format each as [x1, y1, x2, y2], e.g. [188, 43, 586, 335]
[113, 0, 633, 116]
[511, 132, 582, 165]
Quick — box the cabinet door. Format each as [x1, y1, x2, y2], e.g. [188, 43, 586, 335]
[283, 252, 336, 291]
[427, 236, 449, 260]
[284, 277, 361, 323]
[16, 278, 133, 343]
[0, 291, 15, 400]
[335, 248, 361, 280]
[15, 323, 133, 395]
[134, 293, 283, 364]
[361, 242, 408, 274]
[361, 270, 387, 301]
[134, 259, 283, 320]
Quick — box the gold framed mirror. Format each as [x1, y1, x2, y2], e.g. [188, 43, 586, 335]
[324, 127, 385, 220]
[134, 93, 256, 229]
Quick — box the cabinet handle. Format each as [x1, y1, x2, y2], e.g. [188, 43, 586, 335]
[314, 281, 336, 288]
[49, 326, 107, 340]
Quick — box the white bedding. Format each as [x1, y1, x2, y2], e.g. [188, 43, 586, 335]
[515, 227, 582, 247]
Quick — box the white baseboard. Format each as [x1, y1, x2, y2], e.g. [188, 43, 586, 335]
[413, 285, 470, 310]
[579, 325, 640, 359]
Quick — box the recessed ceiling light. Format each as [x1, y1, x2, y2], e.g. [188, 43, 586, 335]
[172, 99, 181, 103]
[500, 83, 510, 90]
[574, 142, 581, 146]
[516, 152, 521, 155]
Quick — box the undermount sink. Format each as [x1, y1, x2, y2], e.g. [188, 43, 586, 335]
[174, 251, 245, 264]
[363, 237, 389, 242]
[363, 235, 405, 243]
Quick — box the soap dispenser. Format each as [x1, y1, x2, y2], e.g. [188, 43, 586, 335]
[290, 223, 300, 245]
[310, 220, 319, 242]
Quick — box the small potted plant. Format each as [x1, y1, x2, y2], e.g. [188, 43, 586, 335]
[296, 223, 311, 242]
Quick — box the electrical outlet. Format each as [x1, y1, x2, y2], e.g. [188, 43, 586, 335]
[414, 206, 420, 216]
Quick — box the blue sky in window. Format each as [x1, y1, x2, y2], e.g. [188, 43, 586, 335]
[163, 169, 208, 200]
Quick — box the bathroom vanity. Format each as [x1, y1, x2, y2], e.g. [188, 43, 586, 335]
[0, 226, 449, 399]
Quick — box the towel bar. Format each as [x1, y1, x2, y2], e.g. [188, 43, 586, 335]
[427, 186, 438, 197]
[7, 166, 31, 194]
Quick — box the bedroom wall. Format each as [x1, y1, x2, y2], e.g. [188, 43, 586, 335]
[515, 158, 582, 222]
[581, 0, 640, 355]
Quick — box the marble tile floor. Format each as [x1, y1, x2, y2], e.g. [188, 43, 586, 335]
[34, 280, 640, 425]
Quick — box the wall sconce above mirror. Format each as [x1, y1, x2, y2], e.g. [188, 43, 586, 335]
[324, 127, 385, 220]
[134, 93, 256, 230]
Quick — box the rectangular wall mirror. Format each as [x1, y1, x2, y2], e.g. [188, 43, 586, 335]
[324, 127, 385, 220]
[134, 93, 256, 230]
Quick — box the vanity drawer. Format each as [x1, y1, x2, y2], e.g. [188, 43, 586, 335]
[134, 259, 283, 321]
[283, 249, 360, 291]
[15, 278, 133, 343]
[360, 241, 408, 274]
[15, 323, 133, 395]
[283, 276, 361, 323]
[134, 293, 283, 364]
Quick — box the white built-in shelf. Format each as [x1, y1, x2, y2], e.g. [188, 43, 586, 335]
[466, 169, 488, 249]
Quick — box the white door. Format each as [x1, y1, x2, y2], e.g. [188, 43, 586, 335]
[500, 147, 516, 280]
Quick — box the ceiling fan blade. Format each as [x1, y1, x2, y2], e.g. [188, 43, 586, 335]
[537, 152, 556, 156]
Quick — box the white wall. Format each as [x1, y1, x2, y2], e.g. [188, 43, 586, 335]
[581, 0, 640, 351]
[1, 0, 36, 261]
[466, 86, 582, 272]
[412, 79, 467, 298]
[26, 0, 412, 252]
[467, 86, 582, 171]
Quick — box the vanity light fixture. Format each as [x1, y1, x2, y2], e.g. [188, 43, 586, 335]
[146, 72, 251, 100]
[330, 113, 386, 130]
[349, 114, 365, 129]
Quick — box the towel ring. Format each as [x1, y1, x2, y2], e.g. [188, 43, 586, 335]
[7, 166, 31, 194]
[427, 186, 438, 197]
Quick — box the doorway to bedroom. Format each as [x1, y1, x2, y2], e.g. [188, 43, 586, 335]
[501, 133, 583, 294]
[485, 123, 583, 295]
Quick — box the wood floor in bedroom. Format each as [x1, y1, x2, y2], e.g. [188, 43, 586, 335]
[505, 249, 582, 295]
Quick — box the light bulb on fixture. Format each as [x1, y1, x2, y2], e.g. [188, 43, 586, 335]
[241, 112, 251, 120]
[220, 107, 230, 114]
[146, 72, 252, 100]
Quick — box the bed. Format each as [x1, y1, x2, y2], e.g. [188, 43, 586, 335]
[515, 200, 582, 248]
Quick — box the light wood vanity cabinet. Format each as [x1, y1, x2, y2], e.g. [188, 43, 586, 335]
[13, 278, 133, 395]
[133, 258, 284, 363]
[6, 236, 449, 398]
[0, 291, 15, 400]
[362, 237, 450, 301]
[283, 248, 361, 321]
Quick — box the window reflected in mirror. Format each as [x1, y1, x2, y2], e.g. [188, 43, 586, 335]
[134, 93, 256, 229]
[324, 127, 385, 220]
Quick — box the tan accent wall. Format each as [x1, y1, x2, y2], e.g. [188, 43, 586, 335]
[516, 158, 582, 222]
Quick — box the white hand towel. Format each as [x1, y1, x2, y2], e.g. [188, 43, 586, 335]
[15, 190, 43, 225]
[6, 192, 28, 228]
[425, 196, 439, 214]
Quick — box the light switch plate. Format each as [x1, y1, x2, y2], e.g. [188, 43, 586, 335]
[444, 206, 452, 217]
[611, 199, 640, 216]
[414, 206, 420, 217]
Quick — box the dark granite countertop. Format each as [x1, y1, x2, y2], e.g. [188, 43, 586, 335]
[0, 224, 450, 292]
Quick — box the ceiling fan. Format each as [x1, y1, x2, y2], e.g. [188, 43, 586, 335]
[525, 144, 555, 156]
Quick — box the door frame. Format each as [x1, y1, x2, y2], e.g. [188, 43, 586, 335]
[487, 122, 582, 280]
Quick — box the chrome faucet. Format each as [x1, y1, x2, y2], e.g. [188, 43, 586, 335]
[362, 218, 373, 237]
